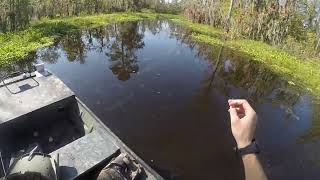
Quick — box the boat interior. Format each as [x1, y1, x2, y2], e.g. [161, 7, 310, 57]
[0, 64, 161, 180]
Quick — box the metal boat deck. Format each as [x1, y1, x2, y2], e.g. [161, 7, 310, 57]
[0, 72, 73, 124]
[0, 71, 161, 180]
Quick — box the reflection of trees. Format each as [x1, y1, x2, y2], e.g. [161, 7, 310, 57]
[140, 19, 164, 35]
[60, 31, 86, 64]
[208, 45, 300, 115]
[40, 31, 87, 64]
[168, 22, 302, 121]
[38, 46, 60, 64]
[193, 46, 225, 103]
[84, 27, 110, 53]
[105, 22, 145, 81]
[300, 101, 320, 142]
[38, 21, 146, 78]
[167, 22, 196, 50]
[205, 46, 223, 92]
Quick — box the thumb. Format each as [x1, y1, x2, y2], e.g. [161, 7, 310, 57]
[229, 107, 239, 124]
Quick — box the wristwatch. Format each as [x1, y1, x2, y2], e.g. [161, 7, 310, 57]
[237, 139, 260, 156]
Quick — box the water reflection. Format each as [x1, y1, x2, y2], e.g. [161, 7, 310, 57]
[61, 31, 87, 64]
[39, 22, 145, 81]
[4, 19, 320, 179]
[300, 103, 320, 142]
[105, 22, 144, 81]
[167, 22, 303, 117]
[38, 46, 60, 64]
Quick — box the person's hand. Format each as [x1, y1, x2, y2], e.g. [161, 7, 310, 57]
[228, 99, 257, 148]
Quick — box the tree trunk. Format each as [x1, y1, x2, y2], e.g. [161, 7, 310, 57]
[225, 0, 235, 32]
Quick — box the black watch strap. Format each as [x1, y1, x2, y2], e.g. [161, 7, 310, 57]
[237, 140, 260, 156]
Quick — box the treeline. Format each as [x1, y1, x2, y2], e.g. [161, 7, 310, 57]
[0, 0, 181, 32]
[182, 0, 320, 56]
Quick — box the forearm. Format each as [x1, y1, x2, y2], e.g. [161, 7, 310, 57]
[242, 154, 267, 180]
[228, 99, 267, 179]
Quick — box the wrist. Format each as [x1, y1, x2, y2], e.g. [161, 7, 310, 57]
[241, 153, 256, 159]
[236, 140, 252, 149]
[237, 140, 260, 157]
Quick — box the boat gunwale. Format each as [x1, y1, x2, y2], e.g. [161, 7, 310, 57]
[75, 97, 164, 180]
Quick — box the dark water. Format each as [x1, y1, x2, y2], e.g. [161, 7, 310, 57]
[7, 20, 320, 179]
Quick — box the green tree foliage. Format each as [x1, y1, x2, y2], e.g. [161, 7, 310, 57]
[0, 0, 33, 31]
[288, 13, 307, 42]
[145, 0, 182, 14]
[0, 0, 182, 32]
[182, 0, 320, 55]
